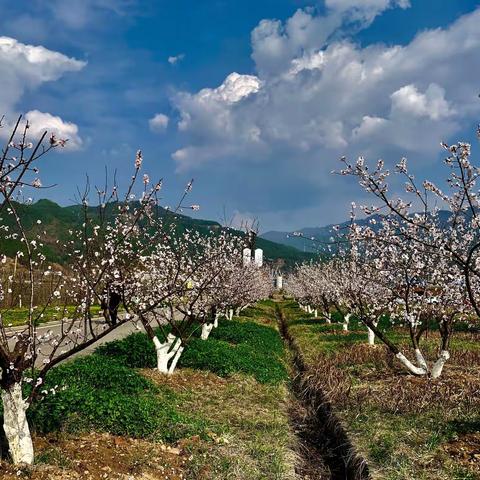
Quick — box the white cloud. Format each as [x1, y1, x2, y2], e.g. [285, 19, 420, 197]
[390, 83, 453, 120]
[149, 113, 169, 132]
[250, 1, 410, 79]
[325, 0, 410, 15]
[209, 72, 262, 103]
[168, 53, 185, 65]
[171, 7, 480, 174]
[172, 72, 264, 169]
[0, 36, 85, 149]
[0, 36, 85, 94]
[352, 115, 387, 138]
[24, 110, 83, 151]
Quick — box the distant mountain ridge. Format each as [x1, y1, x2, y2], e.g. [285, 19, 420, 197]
[0, 199, 314, 267]
[261, 210, 453, 253]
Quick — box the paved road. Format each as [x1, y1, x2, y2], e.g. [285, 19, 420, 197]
[6, 316, 149, 367]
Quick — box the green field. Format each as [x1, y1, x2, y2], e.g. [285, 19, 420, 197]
[1, 305, 102, 327]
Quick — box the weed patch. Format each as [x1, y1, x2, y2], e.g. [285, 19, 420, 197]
[28, 355, 204, 442]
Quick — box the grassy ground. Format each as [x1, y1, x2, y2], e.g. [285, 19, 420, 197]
[1, 305, 102, 327]
[0, 300, 297, 480]
[280, 299, 480, 480]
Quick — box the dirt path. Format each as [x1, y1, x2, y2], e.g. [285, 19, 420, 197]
[275, 302, 370, 480]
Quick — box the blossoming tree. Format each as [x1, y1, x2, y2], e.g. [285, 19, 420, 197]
[0, 118, 163, 464]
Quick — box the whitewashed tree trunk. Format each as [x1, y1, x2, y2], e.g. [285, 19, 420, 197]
[153, 334, 184, 374]
[235, 307, 241, 316]
[314, 308, 318, 317]
[414, 348, 428, 371]
[325, 312, 331, 324]
[343, 313, 352, 331]
[213, 313, 220, 328]
[431, 350, 450, 379]
[367, 327, 375, 345]
[168, 344, 184, 374]
[1, 382, 34, 465]
[201, 323, 214, 340]
[395, 352, 427, 376]
[228, 309, 234, 320]
[394, 349, 449, 378]
[367, 320, 378, 345]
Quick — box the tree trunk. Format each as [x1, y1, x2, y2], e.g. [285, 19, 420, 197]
[201, 323, 214, 340]
[395, 352, 427, 376]
[1, 382, 34, 465]
[414, 348, 428, 371]
[367, 320, 378, 345]
[431, 350, 450, 379]
[367, 327, 375, 345]
[213, 313, 219, 328]
[152, 334, 184, 374]
[343, 313, 351, 332]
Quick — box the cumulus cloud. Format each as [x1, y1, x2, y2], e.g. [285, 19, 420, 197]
[390, 83, 453, 120]
[250, 1, 410, 78]
[171, 6, 480, 175]
[24, 110, 83, 150]
[0, 36, 85, 149]
[0, 37, 85, 105]
[326, 0, 410, 20]
[149, 113, 169, 132]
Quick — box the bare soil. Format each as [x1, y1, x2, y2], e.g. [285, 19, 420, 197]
[443, 432, 480, 476]
[0, 432, 190, 480]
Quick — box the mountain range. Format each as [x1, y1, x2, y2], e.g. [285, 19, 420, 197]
[0, 199, 314, 267]
[261, 210, 453, 253]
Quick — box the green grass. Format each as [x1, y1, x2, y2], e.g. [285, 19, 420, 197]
[0, 299, 295, 479]
[97, 316, 288, 384]
[27, 354, 206, 442]
[1, 305, 102, 327]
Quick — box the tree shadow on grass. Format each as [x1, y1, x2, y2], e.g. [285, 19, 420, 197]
[447, 418, 480, 436]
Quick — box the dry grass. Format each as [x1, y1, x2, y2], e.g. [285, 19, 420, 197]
[147, 368, 298, 480]
[281, 301, 480, 480]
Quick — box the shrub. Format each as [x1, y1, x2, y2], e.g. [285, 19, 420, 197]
[211, 320, 284, 354]
[96, 331, 157, 368]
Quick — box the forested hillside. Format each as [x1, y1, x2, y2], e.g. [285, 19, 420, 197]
[0, 199, 314, 266]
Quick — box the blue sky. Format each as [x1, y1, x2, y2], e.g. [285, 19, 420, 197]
[1, 0, 479, 231]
